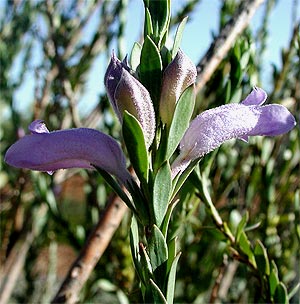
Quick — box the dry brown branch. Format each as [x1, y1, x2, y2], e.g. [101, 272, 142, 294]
[51, 193, 128, 304]
[195, 0, 265, 94]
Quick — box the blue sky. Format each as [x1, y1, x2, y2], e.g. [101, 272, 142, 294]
[9, 0, 300, 116]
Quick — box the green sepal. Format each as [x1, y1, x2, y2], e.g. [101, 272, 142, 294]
[172, 16, 188, 59]
[149, 278, 167, 304]
[148, 225, 168, 271]
[130, 42, 142, 71]
[153, 161, 172, 227]
[122, 111, 149, 185]
[165, 84, 195, 161]
[140, 35, 162, 108]
[273, 282, 288, 304]
[254, 240, 270, 276]
[166, 252, 181, 304]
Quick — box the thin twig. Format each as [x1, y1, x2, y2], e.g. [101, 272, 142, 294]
[51, 193, 128, 304]
[195, 0, 265, 94]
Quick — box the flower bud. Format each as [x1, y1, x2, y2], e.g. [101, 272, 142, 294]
[104, 53, 156, 148]
[160, 49, 197, 125]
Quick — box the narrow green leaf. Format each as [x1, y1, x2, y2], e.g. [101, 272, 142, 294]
[166, 252, 181, 304]
[149, 278, 167, 304]
[153, 161, 171, 227]
[161, 199, 180, 238]
[236, 212, 249, 243]
[144, 7, 153, 37]
[130, 216, 144, 284]
[94, 166, 135, 212]
[166, 237, 177, 273]
[254, 240, 270, 275]
[148, 225, 168, 271]
[238, 231, 256, 267]
[172, 16, 188, 58]
[122, 111, 149, 184]
[274, 282, 288, 304]
[145, 0, 170, 46]
[140, 242, 153, 279]
[130, 42, 142, 71]
[165, 85, 195, 161]
[140, 35, 162, 107]
[171, 158, 200, 202]
[269, 261, 280, 296]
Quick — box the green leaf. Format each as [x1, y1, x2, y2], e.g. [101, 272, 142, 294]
[235, 212, 249, 243]
[166, 237, 177, 273]
[140, 36, 162, 107]
[144, 0, 170, 46]
[130, 216, 147, 285]
[122, 111, 149, 185]
[165, 85, 195, 161]
[130, 42, 142, 71]
[166, 252, 181, 304]
[148, 225, 168, 271]
[94, 166, 135, 212]
[140, 242, 153, 280]
[274, 282, 288, 304]
[172, 16, 188, 58]
[161, 200, 180, 238]
[254, 240, 270, 275]
[153, 161, 171, 227]
[269, 261, 279, 296]
[238, 231, 256, 267]
[149, 278, 167, 304]
[144, 7, 153, 37]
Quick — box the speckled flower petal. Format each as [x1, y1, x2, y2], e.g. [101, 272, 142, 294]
[5, 121, 131, 184]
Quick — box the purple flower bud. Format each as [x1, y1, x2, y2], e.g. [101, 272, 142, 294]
[171, 87, 296, 177]
[104, 53, 155, 148]
[160, 49, 197, 125]
[5, 120, 132, 184]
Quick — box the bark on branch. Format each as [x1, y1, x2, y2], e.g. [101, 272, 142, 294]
[51, 194, 128, 304]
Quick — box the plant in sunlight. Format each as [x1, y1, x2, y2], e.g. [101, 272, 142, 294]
[3, 0, 299, 303]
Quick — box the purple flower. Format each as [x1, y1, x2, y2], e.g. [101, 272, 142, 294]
[104, 53, 155, 148]
[160, 49, 197, 125]
[171, 87, 296, 177]
[5, 120, 131, 185]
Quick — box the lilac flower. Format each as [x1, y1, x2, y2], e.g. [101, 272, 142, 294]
[5, 120, 132, 185]
[160, 49, 197, 125]
[171, 87, 296, 177]
[104, 53, 155, 148]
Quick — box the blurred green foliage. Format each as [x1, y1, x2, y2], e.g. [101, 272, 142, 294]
[1, 0, 299, 303]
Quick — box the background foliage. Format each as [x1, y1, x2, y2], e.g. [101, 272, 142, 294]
[1, 0, 299, 303]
